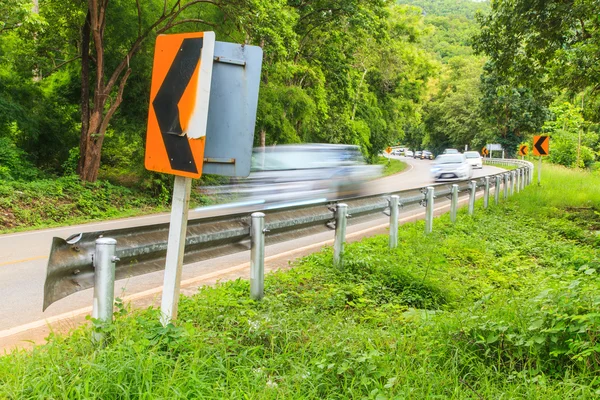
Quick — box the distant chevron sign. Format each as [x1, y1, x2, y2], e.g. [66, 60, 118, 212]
[519, 145, 528, 156]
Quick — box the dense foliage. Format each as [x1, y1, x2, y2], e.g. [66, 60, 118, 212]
[474, 0, 600, 163]
[1, 165, 599, 397]
[0, 0, 439, 183]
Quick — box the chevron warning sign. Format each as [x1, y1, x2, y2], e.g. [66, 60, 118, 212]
[533, 135, 549, 156]
[518, 145, 528, 156]
[145, 32, 215, 178]
[481, 147, 489, 156]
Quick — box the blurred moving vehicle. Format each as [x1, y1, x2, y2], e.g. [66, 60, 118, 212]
[430, 153, 472, 181]
[405, 150, 414, 157]
[205, 144, 382, 208]
[414, 151, 422, 159]
[464, 151, 483, 169]
[421, 150, 434, 160]
[443, 148, 460, 154]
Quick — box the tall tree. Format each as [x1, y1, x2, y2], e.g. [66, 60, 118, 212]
[479, 63, 549, 155]
[474, 0, 600, 108]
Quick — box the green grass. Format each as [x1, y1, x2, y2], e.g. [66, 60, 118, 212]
[1, 164, 599, 398]
[377, 156, 408, 176]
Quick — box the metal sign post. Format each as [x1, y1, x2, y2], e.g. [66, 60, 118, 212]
[538, 156, 542, 185]
[532, 135, 549, 185]
[160, 176, 192, 325]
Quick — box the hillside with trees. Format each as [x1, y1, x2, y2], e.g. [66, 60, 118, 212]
[0, 0, 598, 231]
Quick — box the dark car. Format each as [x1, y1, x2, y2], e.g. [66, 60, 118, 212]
[414, 151, 422, 159]
[421, 150, 434, 160]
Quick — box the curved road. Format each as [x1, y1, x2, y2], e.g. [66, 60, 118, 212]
[0, 156, 506, 350]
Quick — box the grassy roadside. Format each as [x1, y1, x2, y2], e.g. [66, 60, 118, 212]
[377, 156, 408, 176]
[0, 175, 222, 234]
[1, 164, 599, 398]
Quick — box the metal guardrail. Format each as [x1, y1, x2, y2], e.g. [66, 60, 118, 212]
[43, 158, 534, 310]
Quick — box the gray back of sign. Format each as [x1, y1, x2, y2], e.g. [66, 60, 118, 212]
[202, 41, 263, 177]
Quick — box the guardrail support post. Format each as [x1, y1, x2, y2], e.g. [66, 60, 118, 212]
[389, 195, 399, 249]
[510, 171, 515, 196]
[450, 184, 458, 223]
[92, 237, 117, 344]
[516, 169, 521, 193]
[468, 180, 477, 215]
[495, 175, 500, 205]
[334, 203, 348, 267]
[521, 169, 525, 190]
[503, 173, 509, 200]
[484, 177, 490, 209]
[425, 187, 434, 233]
[250, 212, 266, 300]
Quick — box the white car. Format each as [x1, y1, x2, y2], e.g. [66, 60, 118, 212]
[206, 144, 382, 206]
[404, 150, 414, 157]
[431, 154, 473, 181]
[464, 151, 483, 169]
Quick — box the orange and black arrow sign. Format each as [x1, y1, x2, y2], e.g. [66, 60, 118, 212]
[145, 32, 215, 178]
[481, 147, 489, 156]
[533, 135, 549, 156]
[518, 145, 528, 156]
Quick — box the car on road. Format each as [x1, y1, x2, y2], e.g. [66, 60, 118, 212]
[464, 151, 483, 169]
[430, 153, 472, 181]
[405, 150, 414, 157]
[421, 150, 434, 160]
[443, 148, 460, 154]
[205, 144, 382, 207]
[414, 150, 422, 159]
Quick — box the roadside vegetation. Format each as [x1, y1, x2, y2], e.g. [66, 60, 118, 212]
[0, 175, 226, 233]
[379, 156, 408, 176]
[1, 164, 598, 398]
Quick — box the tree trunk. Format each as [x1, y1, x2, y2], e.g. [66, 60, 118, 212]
[260, 128, 266, 147]
[78, 10, 91, 177]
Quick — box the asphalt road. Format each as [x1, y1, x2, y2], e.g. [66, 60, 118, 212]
[0, 156, 505, 349]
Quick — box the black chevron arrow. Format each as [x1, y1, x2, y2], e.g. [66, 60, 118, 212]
[152, 38, 203, 173]
[534, 136, 548, 155]
[520, 145, 527, 155]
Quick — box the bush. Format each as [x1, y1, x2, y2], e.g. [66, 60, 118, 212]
[0, 136, 39, 181]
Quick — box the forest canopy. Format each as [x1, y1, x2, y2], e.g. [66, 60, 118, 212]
[0, 0, 597, 186]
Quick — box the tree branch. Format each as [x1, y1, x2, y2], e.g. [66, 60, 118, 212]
[45, 55, 82, 76]
[99, 68, 132, 135]
[298, 7, 345, 23]
[165, 0, 218, 28]
[136, 0, 142, 37]
[156, 18, 218, 34]
[104, 0, 219, 96]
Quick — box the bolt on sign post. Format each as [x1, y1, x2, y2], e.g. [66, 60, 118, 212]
[145, 32, 215, 326]
[532, 135, 549, 185]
